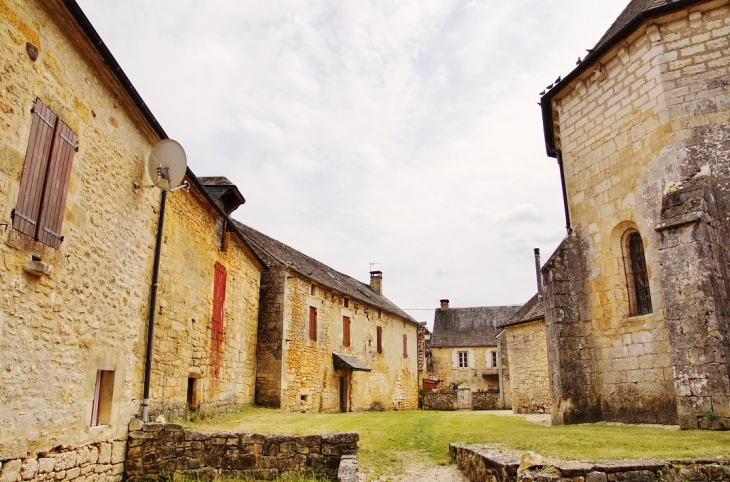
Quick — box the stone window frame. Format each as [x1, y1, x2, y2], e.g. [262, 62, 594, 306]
[621, 229, 653, 316]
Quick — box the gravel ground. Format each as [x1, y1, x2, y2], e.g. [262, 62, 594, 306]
[364, 451, 468, 482]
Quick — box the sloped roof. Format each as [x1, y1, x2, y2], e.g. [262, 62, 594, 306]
[231, 220, 417, 324]
[431, 306, 521, 348]
[499, 294, 545, 328]
[333, 353, 372, 372]
[541, 0, 701, 157]
[198, 177, 245, 214]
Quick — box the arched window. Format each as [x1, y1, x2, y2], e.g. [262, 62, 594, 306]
[623, 231, 652, 316]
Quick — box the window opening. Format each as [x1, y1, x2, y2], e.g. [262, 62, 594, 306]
[625, 231, 652, 316]
[344, 298, 350, 308]
[492, 351, 498, 368]
[309, 306, 318, 341]
[376, 326, 383, 354]
[90, 370, 114, 426]
[13, 98, 78, 249]
[458, 351, 468, 368]
[310, 284, 316, 296]
[187, 378, 198, 412]
[402, 334, 408, 358]
[343, 316, 351, 347]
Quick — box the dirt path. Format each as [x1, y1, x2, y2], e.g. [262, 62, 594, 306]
[364, 450, 468, 482]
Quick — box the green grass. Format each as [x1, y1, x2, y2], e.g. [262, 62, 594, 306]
[185, 407, 730, 479]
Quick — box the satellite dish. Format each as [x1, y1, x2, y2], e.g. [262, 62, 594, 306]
[147, 139, 187, 190]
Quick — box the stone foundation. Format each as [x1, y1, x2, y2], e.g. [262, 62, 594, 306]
[125, 420, 358, 480]
[0, 439, 127, 481]
[450, 445, 730, 482]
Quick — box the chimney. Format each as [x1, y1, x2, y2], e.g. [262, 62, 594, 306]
[440, 299, 449, 310]
[534, 248, 543, 301]
[370, 271, 383, 294]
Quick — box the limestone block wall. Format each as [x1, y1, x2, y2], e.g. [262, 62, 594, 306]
[504, 320, 551, 414]
[548, 2, 730, 425]
[147, 187, 262, 420]
[279, 273, 419, 412]
[125, 421, 358, 481]
[0, 0, 161, 461]
[429, 346, 499, 391]
[255, 264, 287, 407]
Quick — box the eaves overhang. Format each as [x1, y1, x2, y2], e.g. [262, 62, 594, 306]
[540, 0, 704, 158]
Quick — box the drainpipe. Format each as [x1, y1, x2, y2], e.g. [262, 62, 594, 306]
[554, 150, 572, 234]
[142, 189, 167, 422]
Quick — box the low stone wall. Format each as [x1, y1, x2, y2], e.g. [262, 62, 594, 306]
[450, 445, 730, 482]
[422, 392, 457, 411]
[126, 420, 358, 481]
[0, 439, 126, 481]
[472, 392, 500, 410]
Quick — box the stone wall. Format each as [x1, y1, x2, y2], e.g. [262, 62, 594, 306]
[546, 1, 730, 427]
[429, 346, 500, 391]
[125, 421, 358, 481]
[0, 0, 160, 461]
[472, 392, 500, 410]
[0, 439, 127, 482]
[543, 234, 602, 425]
[422, 392, 457, 411]
[450, 445, 730, 482]
[505, 320, 551, 414]
[148, 186, 262, 420]
[255, 263, 287, 407]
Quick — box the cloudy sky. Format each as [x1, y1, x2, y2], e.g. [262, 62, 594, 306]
[76, 0, 629, 325]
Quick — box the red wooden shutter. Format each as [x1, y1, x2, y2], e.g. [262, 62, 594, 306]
[37, 119, 77, 249]
[376, 326, 382, 354]
[212, 262, 227, 335]
[309, 306, 317, 341]
[403, 334, 408, 358]
[343, 316, 351, 347]
[13, 99, 57, 239]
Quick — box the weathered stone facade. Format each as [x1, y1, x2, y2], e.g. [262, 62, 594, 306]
[430, 346, 501, 391]
[238, 223, 420, 412]
[422, 392, 458, 411]
[540, 0, 730, 428]
[504, 320, 551, 414]
[147, 184, 263, 420]
[125, 421, 358, 481]
[0, 0, 162, 467]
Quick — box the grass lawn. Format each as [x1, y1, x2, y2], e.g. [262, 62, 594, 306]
[186, 407, 730, 479]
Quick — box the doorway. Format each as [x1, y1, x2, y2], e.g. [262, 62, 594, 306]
[339, 375, 349, 413]
[457, 387, 472, 410]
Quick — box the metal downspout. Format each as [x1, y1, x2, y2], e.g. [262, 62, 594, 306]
[555, 150, 572, 234]
[142, 189, 167, 421]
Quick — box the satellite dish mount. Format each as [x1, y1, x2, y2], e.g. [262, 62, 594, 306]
[133, 139, 190, 193]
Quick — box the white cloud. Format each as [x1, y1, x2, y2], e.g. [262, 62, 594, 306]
[77, 0, 629, 320]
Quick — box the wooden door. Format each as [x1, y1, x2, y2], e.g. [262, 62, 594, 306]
[457, 388, 472, 410]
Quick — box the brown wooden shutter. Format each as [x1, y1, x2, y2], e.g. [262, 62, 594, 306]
[37, 119, 77, 249]
[309, 306, 317, 341]
[343, 316, 351, 347]
[13, 99, 57, 239]
[212, 262, 227, 335]
[403, 334, 408, 358]
[376, 326, 383, 354]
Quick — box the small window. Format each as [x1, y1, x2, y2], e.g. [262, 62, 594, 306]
[402, 334, 408, 358]
[310, 284, 316, 296]
[458, 351, 468, 368]
[309, 306, 318, 342]
[343, 316, 351, 347]
[492, 351, 498, 368]
[623, 231, 652, 316]
[376, 326, 383, 354]
[377, 309, 382, 318]
[91, 370, 114, 426]
[13, 98, 78, 249]
[344, 298, 350, 308]
[187, 378, 199, 412]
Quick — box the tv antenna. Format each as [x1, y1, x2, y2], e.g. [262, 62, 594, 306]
[133, 139, 190, 193]
[369, 262, 380, 271]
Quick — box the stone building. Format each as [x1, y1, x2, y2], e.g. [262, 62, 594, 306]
[234, 222, 420, 412]
[499, 294, 550, 414]
[429, 300, 519, 393]
[0, 0, 166, 474]
[146, 176, 264, 420]
[539, 0, 730, 428]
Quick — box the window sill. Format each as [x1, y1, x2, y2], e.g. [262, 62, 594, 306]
[6, 230, 57, 276]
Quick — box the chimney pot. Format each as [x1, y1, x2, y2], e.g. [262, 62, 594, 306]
[534, 248, 543, 301]
[370, 271, 383, 294]
[439, 299, 449, 310]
